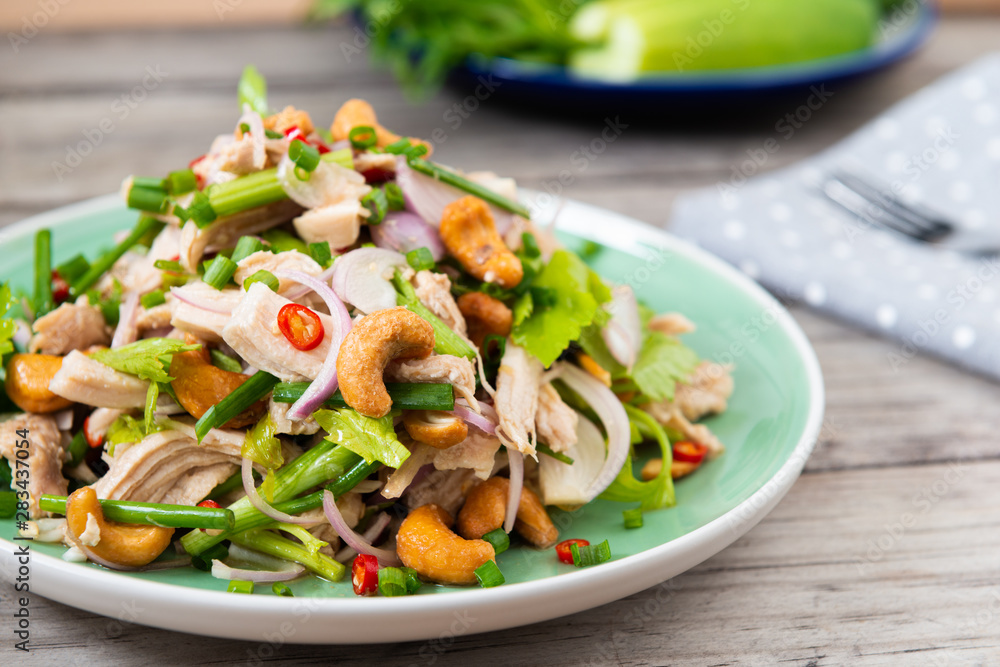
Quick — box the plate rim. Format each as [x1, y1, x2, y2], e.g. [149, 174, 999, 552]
[0, 194, 825, 643]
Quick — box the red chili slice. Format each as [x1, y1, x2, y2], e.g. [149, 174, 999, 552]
[82, 416, 103, 449]
[197, 499, 222, 509]
[352, 554, 379, 596]
[555, 539, 590, 565]
[672, 441, 708, 464]
[276, 303, 325, 351]
[51, 270, 70, 303]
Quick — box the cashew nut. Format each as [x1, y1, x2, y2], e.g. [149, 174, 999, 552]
[169, 340, 264, 428]
[441, 197, 523, 289]
[4, 353, 73, 413]
[403, 410, 469, 449]
[66, 487, 174, 567]
[640, 457, 700, 480]
[457, 477, 559, 548]
[336, 307, 435, 418]
[263, 105, 314, 137]
[331, 99, 432, 155]
[396, 504, 494, 585]
[456, 292, 512, 348]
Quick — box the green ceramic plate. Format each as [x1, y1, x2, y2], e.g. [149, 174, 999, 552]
[0, 194, 824, 643]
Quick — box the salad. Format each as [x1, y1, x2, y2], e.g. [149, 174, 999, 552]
[0, 67, 732, 595]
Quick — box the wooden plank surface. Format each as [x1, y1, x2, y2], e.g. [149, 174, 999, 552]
[3, 17, 1000, 667]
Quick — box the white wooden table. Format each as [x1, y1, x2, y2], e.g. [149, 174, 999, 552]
[2, 17, 999, 666]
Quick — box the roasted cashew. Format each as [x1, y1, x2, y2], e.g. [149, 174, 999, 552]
[396, 504, 494, 585]
[640, 458, 700, 480]
[263, 105, 314, 137]
[169, 340, 264, 428]
[440, 197, 523, 289]
[4, 353, 73, 413]
[457, 477, 559, 548]
[403, 410, 469, 449]
[66, 487, 174, 567]
[336, 307, 435, 418]
[330, 99, 432, 155]
[456, 292, 512, 348]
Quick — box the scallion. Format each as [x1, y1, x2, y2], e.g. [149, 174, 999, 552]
[140, 289, 166, 309]
[623, 508, 643, 530]
[191, 543, 229, 572]
[308, 241, 333, 268]
[265, 128, 284, 139]
[570, 539, 612, 567]
[0, 492, 15, 519]
[384, 182, 405, 211]
[474, 560, 505, 588]
[71, 216, 161, 296]
[203, 255, 238, 290]
[167, 169, 197, 195]
[262, 229, 307, 254]
[210, 349, 243, 374]
[393, 271, 476, 359]
[38, 494, 235, 530]
[34, 229, 53, 316]
[406, 247, 435, 272]
[227, 580, 255, 594]
[229, 529, 345, 582]
[271, 381, 454, 411]
[55, 254, 90, 284]
[243, 269, 279, 293]
[272, 582, 294, 597]
[66, 431, 88, 468]
[231, 235, 266, 264]
[188, 190, 218, 228]
[154, 259, 185, 273]
[361, 188, 388, 225]
[133, 176, 166, 190]
[408, 158, 530, 218]
[482, 528, 510, 555]
[537, 443, 574, 465]
[289, 138, 321, 175]
[378, 567, 410, 597]
[127, 184, 170, 214]
[401, 567, 423, 594]
[521, 232, 541, 259]
[348, 125, 377, 150]
[208, 168, 287, 218]
[194, 370, 279, 441]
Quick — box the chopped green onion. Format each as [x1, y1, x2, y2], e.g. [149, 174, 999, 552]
[228, 580, 255, 594]
[401, 567, 423, 594]
[384, 138, 413, 155]
[127, 185, 170, 214]
[34, 229, 53, 316]
[154, 259, 185, 273]
[230, 529, 345, 582]
[408, 158, 530, 218]
[186, 190, 218, 228]
[191, 543, 229, 572]
[140, 289, 166, 309]
[231, 235, 266, 264]
[521, 233, 541, 259]
[133, 176, 166, 190]
[207, 168, 287, 218]
[194, 370, 279, 442]
[166, 169, 197, 195]
[308, 241, 333, 268]
[210, 349, 243, 374]
[0, 459, 10, 488]
[55, 254, 90, 283]
[406, 247, 435, 272]
[474, 560, 505, 588]
[348, 125, 378, 150]
[289, 138, 321, 174]
[393, 271, 476, 359]
[203, 255, 238, 290]
[66, 431, 88, 468]
[243, 269, 279, 293]
[87, 279, 122, 326]
[272, 582, 294, 597]
[71, 216, 161, 297]
[38, 495, 235, 530]
[0, 492, 15, 519]
[262, 229, 308, 254]
[384, 182, 405, 211]
[537, 443, 574, 465]
[271, 381, 454, 411]
[570, 539, 611, 567]
[265, 128, 284, 139]
[378, 567, 410, 597]
[623, 508, 644, 530]
[482, 528, 510, 555]
[320, 148, 354, 170]
[361, 188, 388, 224]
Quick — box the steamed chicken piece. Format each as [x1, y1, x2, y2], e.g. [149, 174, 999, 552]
[385, 354, 478, 409]
[169, 282, 244, 343]
[178, 199, 304, 272]
[222, 281, 334, 382]
[48, 350, 149, 409]
[293, 201, 366, 250]
[115, 224, 183, 295]
[535, 383, 579, 453]
[269, 397, 321, 436]
[413, 270, 467, 336]
[672, 361, 734, 422]
[232, 249, 323, 294]
[494, 343, 543, 455]
[136, 301, 173, 333]
[432, 431, 502, 481]
[0, 414, 68, 518]
[403, 467, 480, 517]
[28, 300, 109, 355]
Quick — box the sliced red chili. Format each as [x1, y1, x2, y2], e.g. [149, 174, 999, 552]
[277, 303, 324, 351]
[197, 499, 222, 509]
[672, 441, 708, 464]
[51, 270, 70, 303]
[555, 539, 590, 565]
[188, 155, 207, 189]
[360, 166, 394, 184]
[82, 416, 103, 449]
[352, 554, 379, 596]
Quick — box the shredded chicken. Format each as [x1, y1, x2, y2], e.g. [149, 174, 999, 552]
[136, 301, 173, 333]
[353, 152, 396, 174]
[233, 250, 323, 294]
[494, 343, 543, 456]
[404, 467, 480, 517]
[268, 397, 320, 436]
[49, 350, 149, 409]
[535, 383, 579, 453]
[178, 199, 304, 272]
[29, 299, 109, 355]
[0, 414, 68, 518]
[648, 312, 696, 337]
[218, 131, 266, 175]
[432, 431, 502, 480]
[292, 200, 365, 250]
[385, 354, 478, 410]
[673, 362, 734, 422]
[222, 282, 334, 382]
[413, 270, 466, 336]
[383, 441, 437, 499]
[169, 282, 243, 343]
[643, 400, 725, 459]
[115, 224, 183, 295]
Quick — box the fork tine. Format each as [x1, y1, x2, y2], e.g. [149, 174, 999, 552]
[821, 178, 932, 240]
[833, 170, 952, 241]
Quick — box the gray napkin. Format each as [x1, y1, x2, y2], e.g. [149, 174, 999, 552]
[671, 54, 1000, 379]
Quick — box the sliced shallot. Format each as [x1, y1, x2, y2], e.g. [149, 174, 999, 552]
[322, 490, 401, 567]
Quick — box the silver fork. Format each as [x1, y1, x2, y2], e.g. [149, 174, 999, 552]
[820, 169, 998, 255]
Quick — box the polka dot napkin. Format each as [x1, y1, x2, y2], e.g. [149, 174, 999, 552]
[670, 54, 1000, 379]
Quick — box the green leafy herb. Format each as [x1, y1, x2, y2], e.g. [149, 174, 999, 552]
[242, 414, 284, 471]
[106, 415, 150, 455]
[314, 408, 410, 468]
[91, 338, 200, 383]
[599, 405, 675, 511]
[0, 284, 18, 355]
[238, 65, 268, 116]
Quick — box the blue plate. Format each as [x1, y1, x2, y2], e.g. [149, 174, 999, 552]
[451, 1, 937, 112]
